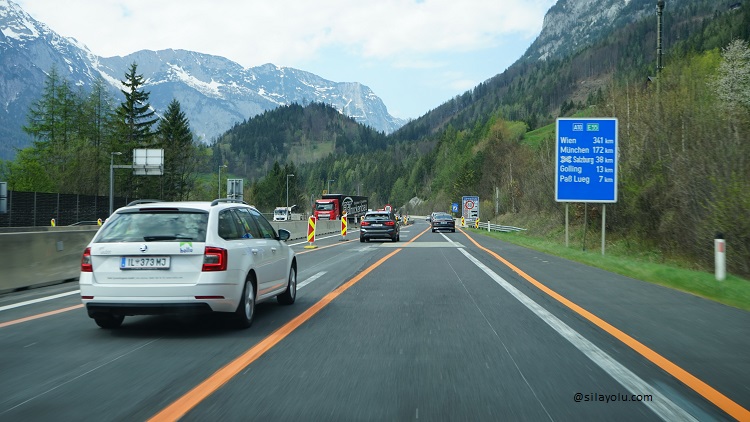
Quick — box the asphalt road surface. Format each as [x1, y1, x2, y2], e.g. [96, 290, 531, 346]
[1, 219, 748, 421]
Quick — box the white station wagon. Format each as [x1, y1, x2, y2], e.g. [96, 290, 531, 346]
[79, 199, 297, 329]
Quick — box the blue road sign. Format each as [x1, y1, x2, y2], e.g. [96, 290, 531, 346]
[451, 203, 459, 213]
[555, 118, 618, 203]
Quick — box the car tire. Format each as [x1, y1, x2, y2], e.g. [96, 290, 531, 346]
[277, 265, 297, 305]
[452, 229, 455, 233]
[94, 314, 124, 329]
[360, 237, 365, 243]
[235, 277, 256, 329]
[431, 229, 435, 233]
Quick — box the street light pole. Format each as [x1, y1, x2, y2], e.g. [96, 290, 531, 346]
[109, 151, 122, 216]
[327, 179, 335, 193]
[218, 164, 227, 198]
[286, 174, 295, 210]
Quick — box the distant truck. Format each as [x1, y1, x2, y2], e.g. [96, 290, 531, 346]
[273, 206, 302, 221]
[313, 194, 368, 223]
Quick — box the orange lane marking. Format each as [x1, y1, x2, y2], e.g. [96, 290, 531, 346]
[460, 229, 750, 422]
[149, 226, 430, 422]
[0, 304, 84, 328]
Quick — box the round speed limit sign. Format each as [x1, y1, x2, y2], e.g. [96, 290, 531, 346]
[465, 200, 475, 210]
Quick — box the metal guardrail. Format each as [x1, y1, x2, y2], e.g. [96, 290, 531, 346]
[468, 221, 527, 233]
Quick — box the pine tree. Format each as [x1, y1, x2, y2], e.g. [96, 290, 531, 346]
[156, 99, 197, 200]
[114, 62, 159, 198]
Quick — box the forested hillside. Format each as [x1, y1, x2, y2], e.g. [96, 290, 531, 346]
[213, 103, 389, 181]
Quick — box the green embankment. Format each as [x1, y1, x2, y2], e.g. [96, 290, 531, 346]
[466, 220, 750, 312]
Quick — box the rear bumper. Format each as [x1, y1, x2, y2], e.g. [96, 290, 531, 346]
[360, 228, 398, 240]
[79, 278, 242, 315]
[432, 224, 455, 231]
[86, 302, 213, 317]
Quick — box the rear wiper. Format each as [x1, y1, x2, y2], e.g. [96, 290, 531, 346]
[143, 235, 194, 241]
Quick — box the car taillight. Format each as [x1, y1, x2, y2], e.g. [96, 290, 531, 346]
[361, 221, 370, 226]
[81, 247, 93, 272]
[385, 221, 395, 226]
[202, 247, 227, 271]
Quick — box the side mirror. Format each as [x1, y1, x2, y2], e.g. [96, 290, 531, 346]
[278, 228, 291, 241]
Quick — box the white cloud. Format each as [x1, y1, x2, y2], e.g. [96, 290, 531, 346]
[14, 0, 556, 118]
[16, 0, 554, 67]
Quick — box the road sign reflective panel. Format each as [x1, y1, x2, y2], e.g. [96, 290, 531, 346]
[307, 216, 316, 243]
[555, 118, 618, 203]
[462, 196, 479, 221]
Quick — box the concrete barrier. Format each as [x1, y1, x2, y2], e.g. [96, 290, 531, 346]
[271, 219, 346, 241]
[0, 219, 350, 294]
[0, 226, 100, 293]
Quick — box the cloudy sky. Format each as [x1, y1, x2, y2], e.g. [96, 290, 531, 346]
[16, 0, 556, 120]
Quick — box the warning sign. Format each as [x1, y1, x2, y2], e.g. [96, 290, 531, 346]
[462, 196, 479, 222]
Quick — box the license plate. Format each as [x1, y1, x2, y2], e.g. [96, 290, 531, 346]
[372, 224, 383, 227]
[120, 256, 171, 270]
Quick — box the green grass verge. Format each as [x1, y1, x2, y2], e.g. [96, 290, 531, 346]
[466, 227, 750, 312]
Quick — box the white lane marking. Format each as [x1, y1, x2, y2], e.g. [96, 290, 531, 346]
[298, 271, 326, 290]
[458, 248, 697, 422]
[290, 231, 356, 247]
[0, 290, 80, 312]
[0, 339, 160, 416]
[378, 242, 463, 248]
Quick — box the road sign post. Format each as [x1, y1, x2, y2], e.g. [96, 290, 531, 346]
[715, 233, 726, 281]
[556, 118, 618, 254]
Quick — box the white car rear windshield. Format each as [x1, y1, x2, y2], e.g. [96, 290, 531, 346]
[96, 211, 209, 243]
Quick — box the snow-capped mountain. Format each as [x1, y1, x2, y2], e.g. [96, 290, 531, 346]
[0, 0, 405, 160]
[96, 50, 404, 143]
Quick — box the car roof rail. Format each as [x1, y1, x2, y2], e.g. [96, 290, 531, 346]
[126, 199, 162, 206]
[210, 198, 249, 206]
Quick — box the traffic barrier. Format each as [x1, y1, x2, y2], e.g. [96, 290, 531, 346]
[340, 213, 348, 241]
[0, 226, 98, 293]
[304, 216, 317, 249]
[471, 220, 527, 233]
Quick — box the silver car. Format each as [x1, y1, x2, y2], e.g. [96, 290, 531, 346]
[79, 199, 297, 329]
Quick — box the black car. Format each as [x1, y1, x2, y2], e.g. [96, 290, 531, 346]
[360, 211, 400, 242]
[431, 214, 455, 232]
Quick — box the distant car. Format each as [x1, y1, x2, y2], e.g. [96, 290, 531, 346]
[360, 210, 400, 242]
[79, 199, 297, 329]
[431, 214, 456, 233]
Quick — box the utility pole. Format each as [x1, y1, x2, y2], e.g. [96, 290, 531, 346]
[286, 174, 295, 210]
[656, 1, 665, 75]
